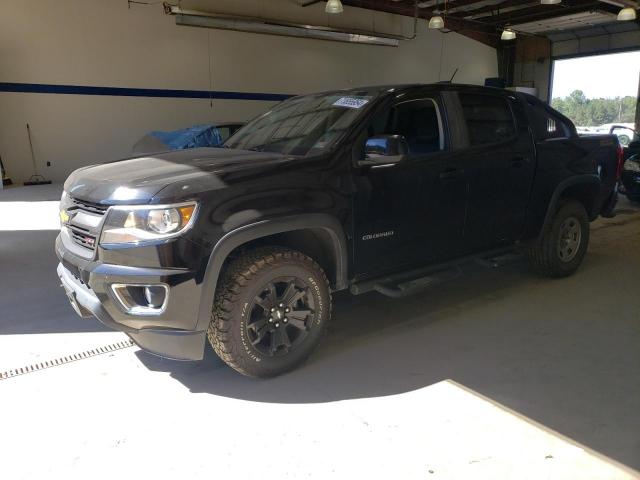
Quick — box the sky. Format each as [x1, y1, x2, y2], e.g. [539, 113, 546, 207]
[551, 50, 640, 100]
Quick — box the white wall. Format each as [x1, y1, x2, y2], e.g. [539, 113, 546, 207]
[0, 0, 497, 182]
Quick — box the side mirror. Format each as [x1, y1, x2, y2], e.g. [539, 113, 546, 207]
[359, 135, 408, 166]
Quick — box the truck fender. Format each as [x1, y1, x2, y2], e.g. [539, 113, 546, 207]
[194, 213, 348, 331]
[538, 174, 600, 239]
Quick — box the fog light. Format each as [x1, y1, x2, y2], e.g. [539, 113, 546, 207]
[111, 283, 169, 316]
[144, 286, 166, 308]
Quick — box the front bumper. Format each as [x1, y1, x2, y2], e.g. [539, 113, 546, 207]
[55, 235, 207, 361]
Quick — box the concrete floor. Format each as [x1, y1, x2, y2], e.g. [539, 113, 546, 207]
[1, 184, 639, 479]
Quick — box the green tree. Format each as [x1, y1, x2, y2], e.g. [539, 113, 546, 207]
[569, 90, 587, 105]
[552, 90, 638, 127]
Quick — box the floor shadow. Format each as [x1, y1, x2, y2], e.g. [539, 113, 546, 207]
[136, 248, 640, 469]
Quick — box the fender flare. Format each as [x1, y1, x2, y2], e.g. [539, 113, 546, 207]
[194, 213, 348, 331]
[539, 174, 600, 238]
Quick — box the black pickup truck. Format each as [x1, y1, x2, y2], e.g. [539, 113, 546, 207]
[56, 84, 621, 377]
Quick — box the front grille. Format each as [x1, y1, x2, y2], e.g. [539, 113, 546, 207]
[70, 197, 108, 216]
[67, 196, 107, 252]
[69, 227, 97, 250]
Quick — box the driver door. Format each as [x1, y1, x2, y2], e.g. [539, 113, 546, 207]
[352, 94, 469, 279]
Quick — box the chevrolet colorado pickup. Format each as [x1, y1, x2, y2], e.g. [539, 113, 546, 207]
[56, 84, 621, 377]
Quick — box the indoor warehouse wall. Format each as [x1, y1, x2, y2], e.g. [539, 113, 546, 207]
[0, 0, 498, 182]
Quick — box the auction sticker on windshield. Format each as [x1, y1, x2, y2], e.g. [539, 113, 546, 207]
[333, 97, 371, 109]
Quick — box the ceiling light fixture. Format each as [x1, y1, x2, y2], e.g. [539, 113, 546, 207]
[501, 29, 516, 40]
[540, 0, 561, 5]
[428, 15, 445, 29]
[428, 0, 445, 30]
[325, 0, 344, 14]
[617, 7, 637, 21]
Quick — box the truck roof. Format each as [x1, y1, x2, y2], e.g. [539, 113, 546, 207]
[304, 83, 513, 98]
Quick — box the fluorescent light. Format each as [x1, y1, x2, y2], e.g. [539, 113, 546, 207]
[173, 14, 400, 46]
[428, 15, 444, 29]
[617, 7, 637, 21]
[540, 0, 561, 4]
[325, 0, 344, 14]
[501, 29, 516, 40]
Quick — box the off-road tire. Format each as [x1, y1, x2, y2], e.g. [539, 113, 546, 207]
[526, 199, 590, 278]
[208, 247, 331, 378]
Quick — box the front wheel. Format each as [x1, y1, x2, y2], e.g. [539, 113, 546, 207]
[526, 200, 590, 278]
[208, 247, 331, 378]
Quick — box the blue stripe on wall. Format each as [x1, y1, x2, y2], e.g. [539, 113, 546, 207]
[0, 82, 294, 101]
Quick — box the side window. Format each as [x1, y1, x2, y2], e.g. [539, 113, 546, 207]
[367, 98, 444, 155]
[217, 127, 232, 143]
[459, 93, 516, 146]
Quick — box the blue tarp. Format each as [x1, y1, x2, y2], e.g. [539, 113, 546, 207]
[147, 124, 223, 149]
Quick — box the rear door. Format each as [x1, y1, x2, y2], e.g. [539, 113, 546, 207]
[454, 91, 536, 251]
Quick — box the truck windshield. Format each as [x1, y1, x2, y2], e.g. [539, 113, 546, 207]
[225, 89, 379, 156]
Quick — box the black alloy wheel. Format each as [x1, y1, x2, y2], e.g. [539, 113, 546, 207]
[247, 277, 315, 357]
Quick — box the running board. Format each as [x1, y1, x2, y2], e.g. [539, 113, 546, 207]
[350, 247, 515, 298]
[373, 266, 461, 298]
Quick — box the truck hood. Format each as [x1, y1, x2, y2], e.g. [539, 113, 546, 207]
[64, 148, 293, 204]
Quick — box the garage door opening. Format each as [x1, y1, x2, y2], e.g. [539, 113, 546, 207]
[550, 50, 640, 145]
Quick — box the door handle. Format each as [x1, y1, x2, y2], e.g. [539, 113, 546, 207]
[509, 157, 528, 168]
[439, 168, 464, 179]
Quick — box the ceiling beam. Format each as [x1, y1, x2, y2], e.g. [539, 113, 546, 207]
[341, 0, 493, 31]
[597, 0, 639, 8]
[479, 1, 606, 26]
[451, 0, 539, 19]
[340, 0, 500, 47]
[594, 2, 627, 15]
[418, 0, 497, 11]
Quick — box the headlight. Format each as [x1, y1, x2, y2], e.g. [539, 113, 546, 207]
[623, 159, 640, 173]
[59, 191, 70, 225]
[100, 202, 198, 245]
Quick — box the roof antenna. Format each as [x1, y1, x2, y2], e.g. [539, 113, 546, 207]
[438, 67, 459, 84]
[449, 68, 459, 83]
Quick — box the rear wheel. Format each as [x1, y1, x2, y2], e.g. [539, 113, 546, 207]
[526, 200, 590, 278]
[208, 247, 331, 378]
